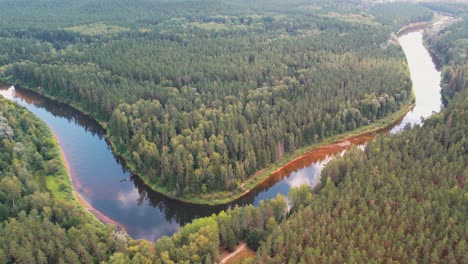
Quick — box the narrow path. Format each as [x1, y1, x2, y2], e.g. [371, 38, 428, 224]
[220, 243, 247, 264]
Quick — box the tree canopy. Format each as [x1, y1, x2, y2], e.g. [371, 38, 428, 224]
[0, 0, 434, 199]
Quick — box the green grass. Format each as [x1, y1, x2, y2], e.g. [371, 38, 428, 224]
[32, 118, 104, 225]
[29, 126, 74, 201]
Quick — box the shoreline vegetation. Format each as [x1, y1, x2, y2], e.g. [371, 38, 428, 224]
[0, 84, 127, 230]
[0, 97, 107, 226]
[1, 79, 415, 206]
[24, 107, 90, 213]
[0, 15, 449, 206]
[158, 14, 449, 205]
[0, 96, 148, 263]
[50, 131, 127, 231]
[152, 102, 415, 205]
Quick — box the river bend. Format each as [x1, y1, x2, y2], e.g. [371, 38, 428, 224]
[0, 29, 442, 240]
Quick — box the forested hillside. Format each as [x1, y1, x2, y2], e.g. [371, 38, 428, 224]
[0, 0, 434, 200]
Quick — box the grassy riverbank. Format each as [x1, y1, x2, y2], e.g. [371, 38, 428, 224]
[0, 96, 108, 225]
[0, 86, 121, 228]
[22, 101, 108, 226]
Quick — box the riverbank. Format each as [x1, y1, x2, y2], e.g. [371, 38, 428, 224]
[7, 98, 77, 206]
[0, 84, 128, 230]
[170, 101, 414, 205]
[51, 131, 127, 231]
[1, 78, 416, 206]
[397, 21, 431, 37]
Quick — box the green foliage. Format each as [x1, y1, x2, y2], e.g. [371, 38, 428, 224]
[422, 2, 468, 16]
[246, 228, 267, 251]
[370, 2, 433, 28]
[157, 217, 220, 263]
[0, 98, 165, 263]
[254, 9, 468, 261]
[425, 13, 468, 104]
[153, 193, 288, 262]
[65, 23, 129, 36]
[0, 0, 430, 199]
[257, 87, 467, 262]
[0, 99, 132, 263]
[288, 184, 313, 211]
[0, 1, 463, 263]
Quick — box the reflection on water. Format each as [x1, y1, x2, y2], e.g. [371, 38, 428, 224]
[0, 28, 443, 240]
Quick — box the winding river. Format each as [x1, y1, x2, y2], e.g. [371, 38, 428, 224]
[0, 28, 443, 241]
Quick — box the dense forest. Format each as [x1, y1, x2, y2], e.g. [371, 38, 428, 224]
[0, 0, 435, 200]
[253, 7, 468, 263]
[0, 0, 466, 263]
[424, 8, 467, 103]
[149, 5, 467, 263]
[255, 93, 466, 263]
[0, 94, 289, 263]
[0, 98, 161, 263]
